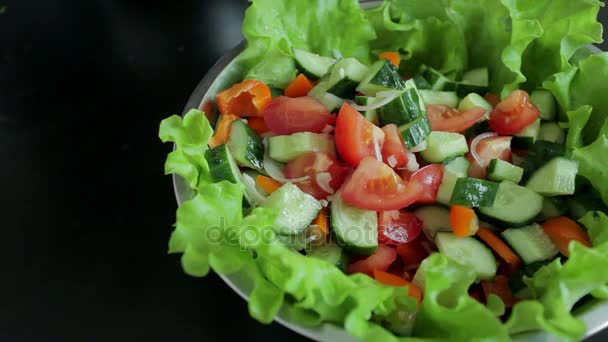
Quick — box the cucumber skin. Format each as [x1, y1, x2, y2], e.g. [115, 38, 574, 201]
[477, 181, 544, 227]
[331, 194, 378, 255]
[450, 178, 499, 207]
[228, 120, 264, 170]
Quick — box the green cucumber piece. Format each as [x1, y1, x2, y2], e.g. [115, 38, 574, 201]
[461, 67, 489, 86]
[487, 159, 524, 184]
[437, 157, 470, 205]
[414, 206, 451, 238]
[444, 156, 471, 176]
[268, 132, 336, 163]
[512, 118, 540, 149]
[454, 84, 489, 98]
[458, 93, 492, 119]
[502, 224, 559, 264]
[420, 131, 468, 163]
[205, 144, 242, 184]
[419, 90, 459, 107]
[521, 140, 565, 183]
[356, 59, 404, 96]
[525, 157, 578, 196]
[377, 79, 426, 126]
[326, 58, 369, 98]
[307, 241, 349, 272]
[331, 192, 378, 255]
[228, 120, 264, 170]
[355, 95, 380, 125]
[413, 75, 431, 90]
[450, 177, 499, 207]
[262, 183, 321, 235]
[308, 80, 343, 112]
[478, 181, 543, 227]
[293, 48, 336, 80]
[421, 65, 456, 90]
[435, 232, 497, 280]
[538, 122, 565, 144]
[538, 197, 568, 221]
[398, 116, 431, 148]
[530, 89, 556, 121]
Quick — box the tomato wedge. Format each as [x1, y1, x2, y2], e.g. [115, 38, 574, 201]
[335, 103, 385, 167]
[427, 105, 487, 133]
[378, 210, 423, 245]
[489, 90, 541, 135]
[341, 157, 424, 210]
[396, 236, 431, 267]
[348, 245, 397, 276]
[381, 124, 409, 168]
[216, 79, 272, 117]
[284, 152, 350, 199]
[263, 96, 335, 135]
[410, 164, 444, 204]
[467, 136, 512, 179]
[480, 275, 517, 308]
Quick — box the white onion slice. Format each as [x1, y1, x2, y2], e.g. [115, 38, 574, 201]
[470, 132, 498, 166]
[324, 92, 344, 106]
[263, 153, 310, 183]
[405, 152, 419, 172]
[316, 172, 334, 194]
[387, 155, 398, 168]
[319, 199, 329, 207]
[373, 136, 383, 161]
[240, 173, 267, 205]
[409, 140, 427, 152]
[321, 125, 334, 135]
[347, 90, 402, 112]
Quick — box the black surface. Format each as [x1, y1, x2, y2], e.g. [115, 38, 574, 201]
[1, 1, 606, 341]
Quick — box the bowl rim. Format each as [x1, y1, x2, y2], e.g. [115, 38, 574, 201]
[173, 36, 608, 342]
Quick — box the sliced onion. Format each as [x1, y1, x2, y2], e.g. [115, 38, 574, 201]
[409, 140, 427, 152]
[405, 152, 419, 172]
[316, 172, 334, 194]
[347, 90, 402, 112]
[319, 199, 329, 207]
[240, 173, 267, 206]
[321, 125, 334, 135]
[373, 136, 383, 161]
[324, 92, 344, 107]
[387, 155, 398, 168]
[263, 153, 310, 183]
[470, 132, 498, 166]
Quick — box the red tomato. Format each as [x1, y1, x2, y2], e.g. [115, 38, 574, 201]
[381, 124, 409, 168]
[284, 152, 350, 199]
[467, 136, 512, 179]
[410, 164, 444, 204]
[396, 238, 430, 267]
[263, 96, 335, 135]
[484, 93, 501, 107]
[427, 105, 487, 133]
[378, 210, 423, 245]
[335, 103, 386, 167]
[489, 90, 541, 135]
[480, 275, 517, 308]
[348, 245, 397, 276]
[341, 157, 424, 210]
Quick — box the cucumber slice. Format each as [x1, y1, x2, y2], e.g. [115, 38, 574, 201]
[502, 224, 559, 264]
[356, 59, 404, 96]
[487, 159, 524, 183]
[398, 116, 431, 148]
[414, 206, 451, 238]
[307, 241, 349, 272]
[421, 65, 456, 90]
[205, 144, 242, 184]
[413, 75, 431, 90]
[538, 197, 568, 221]
[530, 89, 556, 121]
[331, 192, 378, 255]
[419, 90, 459, 107]
[435, 232, 497, 280]
[268, 132, 336, 163]
[512, 118, 540, 149]
[308, 80, 343, 112]
[262, 183, 321, 235]
[478, 181, 543, 227]
[326, 58, 369, 98]
[420, 131, 468, 163]
[437, 157, 470, 205]
[293, 48, 336, 80]
[538, 122, 565, 144]
[355, 95, 380, 125]
[377, 80, 426, 126]
[458, 93, 492, 119]
[228, 120, 264, 170]
[461, 67, 489, 86]
[521, 140, 566, 183]
[450, 177, 499, 207]
[526, 157, 578, 196]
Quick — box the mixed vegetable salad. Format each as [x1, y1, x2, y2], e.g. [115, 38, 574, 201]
[159, 0, 608, 341]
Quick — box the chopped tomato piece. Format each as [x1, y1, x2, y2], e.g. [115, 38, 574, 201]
[381, 124, 409, 168]
[541, 216, 591, 256]
[264, 96, 335, 135]
[284, 73, 314, 98]
[378, 210, 423, 245]
[410, 164, 444, 204]
[341, 157, 424, 210]
[396, 237, 430, 267]
[216, 79, 271, 117]
[199, 100, 217, 123]
[335, 103, 386, 167]
[489, 90, 541, 135]
[348, 245, 397, 277]
[247, 117, 270, 135]
[467, 136, 512, 179]
[427, 105, 487, 133]
[484, 93, 501, 107]
[284, 152, 350, 200]
[480, 275, 517, 308]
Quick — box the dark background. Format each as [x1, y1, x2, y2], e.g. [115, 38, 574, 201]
[1, 1, 606, 341]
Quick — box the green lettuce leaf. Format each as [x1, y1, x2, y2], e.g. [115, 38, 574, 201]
[238, 0, 376, 88]
[572, 136, 608, 205]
